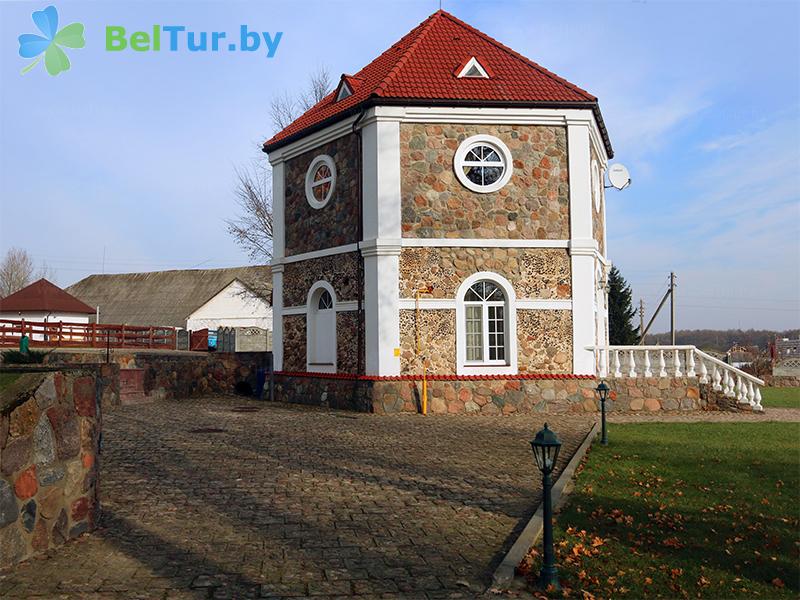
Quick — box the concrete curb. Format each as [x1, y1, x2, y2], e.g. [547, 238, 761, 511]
[490, 420, 600, 589]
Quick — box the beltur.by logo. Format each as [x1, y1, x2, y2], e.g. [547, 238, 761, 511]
[105, 25, 283, 57]
[18, 5, 85, 76]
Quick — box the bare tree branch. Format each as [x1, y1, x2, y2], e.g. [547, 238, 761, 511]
[0, 248, 40, 297]
[227, 66, 334, 305]
[226, 160, 273, 264]
[299, 65, 333, 111]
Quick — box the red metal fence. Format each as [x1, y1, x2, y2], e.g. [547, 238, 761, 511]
[0, 319, 177, 350]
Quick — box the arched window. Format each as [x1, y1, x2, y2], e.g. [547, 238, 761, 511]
[307, 282, 336, 373]
[464, 281, 506, 363]
[456, 272, 517, 375]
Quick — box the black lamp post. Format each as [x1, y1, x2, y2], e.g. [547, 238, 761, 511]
[596, 380, 610, 445]
[530, 423, 562, 592]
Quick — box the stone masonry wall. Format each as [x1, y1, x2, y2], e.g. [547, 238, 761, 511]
[281, 312, 362, 375]
[283, 252, 359, 307]
[282, 315, 306, 373]
[517, 310, 572, 373]
[399, 247, 571, 299]
[44, 350, 269, 401]
[284, 133, 359, 256]
[397, 308, 572, 375]
[400, 124, 569, 239]
[273, 374, 715, 415]
[0, 368, 102, 568]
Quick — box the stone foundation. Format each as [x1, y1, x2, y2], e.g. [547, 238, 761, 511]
[273, 373, 716, 414]
[0, 367, 102, 568]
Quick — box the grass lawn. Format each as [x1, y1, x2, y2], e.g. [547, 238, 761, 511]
[761, 387, 800, 409]
[520, 422, 800, 598]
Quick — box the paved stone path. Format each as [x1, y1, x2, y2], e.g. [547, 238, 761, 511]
[0, 398, 593, 599]
[609, 407, 800, 423]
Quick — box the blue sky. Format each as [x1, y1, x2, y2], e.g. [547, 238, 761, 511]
[0, 0, 798, 332]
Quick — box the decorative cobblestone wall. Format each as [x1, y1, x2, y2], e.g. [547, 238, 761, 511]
[518, 310, 572, 373]
[399, 247, 570, 299]
[399, 124, 569, 239]
[283, 252, 359, 307]
[282, 315, 306, 373]
[0, 368, 101, 568]
[336, 312, 362, 375]
[272, 374, 716, 415]
[284, 133, 360, 256]
[399, 309, 456, 374]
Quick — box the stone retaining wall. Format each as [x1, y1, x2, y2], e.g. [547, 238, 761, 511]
[273, 373, 716, 414]
[43, 350, 270, 403]
[0, 367, 102, 568]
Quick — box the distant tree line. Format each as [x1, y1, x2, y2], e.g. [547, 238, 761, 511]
[647, 329, 799, 353]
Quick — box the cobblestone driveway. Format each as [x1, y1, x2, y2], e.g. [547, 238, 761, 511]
[0, 398, 593, 599]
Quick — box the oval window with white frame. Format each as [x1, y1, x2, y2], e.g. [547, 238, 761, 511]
[454, 135, 513, 193]
[304, 155, 336, 209]
[591, 159, 601, 212]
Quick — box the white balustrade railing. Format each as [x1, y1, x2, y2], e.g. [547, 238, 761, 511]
[590, 345, 764, 411]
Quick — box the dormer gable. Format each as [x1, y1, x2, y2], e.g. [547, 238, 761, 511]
[334, 74, 363, 102]
[455, 56, 490, 79]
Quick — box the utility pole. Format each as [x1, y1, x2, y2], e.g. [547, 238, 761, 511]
[639, 299, 645, 343]
[669, 272, 676, 345]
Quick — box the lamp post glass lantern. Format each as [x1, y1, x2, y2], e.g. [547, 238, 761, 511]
[596, 380, 610, 445]
[530, 423, 562, 591]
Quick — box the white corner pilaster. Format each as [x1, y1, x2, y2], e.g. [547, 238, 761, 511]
[361, 118, 401, 376]
[567, 121, 597, 375]
[270, 160, 285, 371]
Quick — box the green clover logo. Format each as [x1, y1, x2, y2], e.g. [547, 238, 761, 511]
[18, 6, 85, 76]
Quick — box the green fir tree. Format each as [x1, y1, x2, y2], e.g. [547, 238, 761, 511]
[607, 266, 640, 345]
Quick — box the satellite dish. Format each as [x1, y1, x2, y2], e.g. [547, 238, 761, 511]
[607, 163, 631, 190]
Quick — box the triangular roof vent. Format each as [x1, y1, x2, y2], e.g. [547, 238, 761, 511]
[335, 80, 353, 101]
[456, 56, 490, 79]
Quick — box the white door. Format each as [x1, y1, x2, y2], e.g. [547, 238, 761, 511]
[309, 289, 336, 371]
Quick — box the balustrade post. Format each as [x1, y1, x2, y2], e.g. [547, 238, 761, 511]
[658, 350, 667, 377]
[736, 376, 744, 402]
[699, 358, 708, 383]
[628, 350, 637, 378]
[712, 365, 721, 390]
[643, 350, 652, 377]
[673, 350, 682, 377]
[686, 350, 696, 378]
[754, 387, 763, 410]
[746, 381, 755, 406]
[613, 350, 622, 378]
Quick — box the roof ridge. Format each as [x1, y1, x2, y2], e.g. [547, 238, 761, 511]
[373, 10, 445, 97]
[437, 10, 596, 101]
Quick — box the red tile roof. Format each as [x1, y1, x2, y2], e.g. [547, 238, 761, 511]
[0, 279, 95, 314]
[264, 10, 612, 156]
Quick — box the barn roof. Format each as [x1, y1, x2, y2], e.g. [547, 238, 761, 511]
[0, 279, 95, 314]
[264, 9, 612, 156]
[66, 266, 271, 328]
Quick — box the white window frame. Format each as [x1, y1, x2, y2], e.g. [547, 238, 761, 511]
[306, 280, 337, 373]
[304, 154, 336, 209]
[457, 57, 490, 79]
[453, 134, 513, 194]
[456, 272, 517, 376]
[591, 159, 601, 212]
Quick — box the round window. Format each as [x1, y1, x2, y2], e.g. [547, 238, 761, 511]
[305, 155, 336, 208]
[454, 135, 513, 193]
